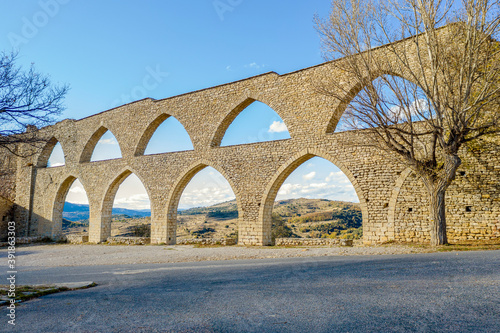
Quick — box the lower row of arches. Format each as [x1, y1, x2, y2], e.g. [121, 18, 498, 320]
[50, 154, 366, 244]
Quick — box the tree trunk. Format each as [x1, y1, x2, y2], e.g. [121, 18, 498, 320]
[428, 188, 447, 246]
[421, 154, 461, 246]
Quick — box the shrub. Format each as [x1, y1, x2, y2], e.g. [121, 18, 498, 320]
[191, 227, 216, 238]
[271, 213, 298, 243]
[131, 224, 151, 237]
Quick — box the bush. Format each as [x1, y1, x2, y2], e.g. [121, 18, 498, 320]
[271, 213, 298, 243]
[207, 210, 238, 219]
[339, 227, 363, 240]
[287, 208, 362, 227]
[191, 227, 216, 238]
[131, 224, 151, 237]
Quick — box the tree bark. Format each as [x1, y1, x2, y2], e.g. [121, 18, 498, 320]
[421, 154, 461, 246]
[428, 188, 447, 246]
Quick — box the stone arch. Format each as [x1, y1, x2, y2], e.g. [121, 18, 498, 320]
[49, 175, 89, 238]
[325, 71, 421, 134]
[96, 167, 153, 241]
[259, 148, 368, 245]
[163, 160, 242, 244]
[37, 137, 64, 167]
[134, 113, 194, 156]
[79, 126, 122, 163]
[387, 167, 414, 237]
[210, 97, 288, 147]
[100, 167, 153, 219]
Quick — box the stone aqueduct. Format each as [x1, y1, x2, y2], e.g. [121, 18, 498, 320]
[1, 50, 499, 245]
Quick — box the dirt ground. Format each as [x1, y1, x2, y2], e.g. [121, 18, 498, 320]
[9, 243, 437, 267]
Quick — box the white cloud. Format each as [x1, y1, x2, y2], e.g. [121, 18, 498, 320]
[276, 181, 359, 203]
[310, 183, 327, 188]
[226, 65, 231, 71]
[113, 194, 150, 210]
[49, 162, 65, 167]
[100, 138, 118, 145]
[278, 183, 302, 196]
[69, 186, 85, 194]
[268, 121, 288, 133]
[303, 171, 316, 180]
[389, 98, 429, 121]
[66, 180, 89, 205]
[325, 171, 347, 182]
[178, 185, 235, 209]
[65, 198, 88, 205]
[244, 62, 265, 70]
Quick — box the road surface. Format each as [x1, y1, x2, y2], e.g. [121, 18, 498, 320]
[4, 250, 500, 332]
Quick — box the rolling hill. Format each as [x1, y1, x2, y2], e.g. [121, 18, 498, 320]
[63, 198, 362, 240]
[62, 202, 151, 221]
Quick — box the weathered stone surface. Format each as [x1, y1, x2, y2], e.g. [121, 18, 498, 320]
[275, 238, 353, 247]
[16, 236, 50, 244]
[65, 234, 89, 244]
[106, 237, 150, 245]
[177, 238, 237, 246]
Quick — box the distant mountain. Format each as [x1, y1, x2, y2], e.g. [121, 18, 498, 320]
[63, 198, 362, 239]
[62, 202, 151, 221]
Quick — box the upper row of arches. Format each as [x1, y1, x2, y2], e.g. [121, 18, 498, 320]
[42, 100, 291, 168]
[42, 74, 429, 168]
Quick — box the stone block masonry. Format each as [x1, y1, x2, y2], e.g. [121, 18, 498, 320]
[177, 238, 237, 246]
[0, 28, 498, 245]
[106, 237, 150, 245]
[275, 238, 353, 247]
[65, 234, 89, 244]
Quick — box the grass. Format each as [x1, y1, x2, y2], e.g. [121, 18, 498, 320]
[380, 240, 500, 252]
[192, 243, 230, 248]
[0, 283, 97, 305]
[435, 241, 500, 252]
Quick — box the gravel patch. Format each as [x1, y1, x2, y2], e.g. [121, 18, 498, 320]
[10, 243, 433, 267]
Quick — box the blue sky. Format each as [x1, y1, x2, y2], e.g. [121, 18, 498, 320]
[2, 0, 360, 210]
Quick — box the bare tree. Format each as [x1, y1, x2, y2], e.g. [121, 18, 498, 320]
[315, 0, 500, 245]
[0, 51, 68, 156]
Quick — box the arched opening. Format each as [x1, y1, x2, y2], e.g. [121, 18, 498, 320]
[80, 126, 122, 163]
[47, 142, 65, 167]
[327, 74, 430, 133]
[37, 137, 64, 167]
[90, 130, 122, 162]
[213, 98, 291, 147]
[135, 114, 194, 156]
[261, 152, 366, 245]
[103, 171, 151, 240]
[52, 177, 89, 238]
[167, 164, 239, 244]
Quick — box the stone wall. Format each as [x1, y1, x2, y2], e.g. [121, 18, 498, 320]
[391, 137, 500, 243]
[65, 234, 89, 244]
[275, 238, 353, 247]
[177, 238, 237, 246]
[0, 150, 17, 241]
[107, 237, 150, 245]
[0, 196, 14, 241]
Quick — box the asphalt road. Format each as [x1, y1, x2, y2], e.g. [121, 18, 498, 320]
[4, 250, 500, 332]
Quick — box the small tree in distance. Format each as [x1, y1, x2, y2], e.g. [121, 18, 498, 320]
[315, 0, 500, 245]
[0, 51, 68, 156]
